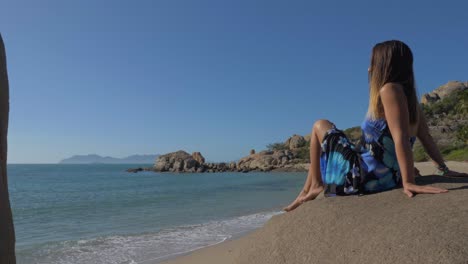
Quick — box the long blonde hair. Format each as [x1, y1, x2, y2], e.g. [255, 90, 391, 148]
[367, 40, 418, 124]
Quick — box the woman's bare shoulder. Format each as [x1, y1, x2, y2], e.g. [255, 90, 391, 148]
[379, 82, 405, 96]
[379, 83, 407, 109]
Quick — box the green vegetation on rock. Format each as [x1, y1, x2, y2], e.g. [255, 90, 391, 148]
[419, 86, 467, 161]
[444, 147, 468, 161]
[266, 142, 288, 151]
[295, 142, 310, 161]
[421, 88, 468, 117]
[457, 124, 468, 144]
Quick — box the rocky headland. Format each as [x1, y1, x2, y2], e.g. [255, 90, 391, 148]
[128, 81, 467, 173]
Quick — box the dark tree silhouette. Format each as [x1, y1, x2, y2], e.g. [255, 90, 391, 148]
[0, 33, 16, 263]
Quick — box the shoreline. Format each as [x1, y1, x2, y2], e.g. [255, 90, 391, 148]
[148, 227, 258, 264]
[158, 228, 256, 264]
[159, 161, 468, 264]
[142, 210, 283, 264]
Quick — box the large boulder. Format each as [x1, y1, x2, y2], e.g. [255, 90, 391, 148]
[154, 150, 200, 172]
[284, 134, 306, 149]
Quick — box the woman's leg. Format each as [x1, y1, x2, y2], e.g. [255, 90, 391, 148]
[284, 119, 334, 212]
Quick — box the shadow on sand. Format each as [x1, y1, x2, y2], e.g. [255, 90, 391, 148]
[416, 175, 468, 191]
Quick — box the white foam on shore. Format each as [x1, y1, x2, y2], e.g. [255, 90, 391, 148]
[18, 211, 282, 264]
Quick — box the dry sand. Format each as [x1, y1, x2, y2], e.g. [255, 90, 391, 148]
[160, 161, 468, 264]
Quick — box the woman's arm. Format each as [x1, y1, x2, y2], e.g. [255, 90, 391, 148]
[416, 105, 446, 167]
[417, 105, 468, 177]
[380, 83, 448, 197]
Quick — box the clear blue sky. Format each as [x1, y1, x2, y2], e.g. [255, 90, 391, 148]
[1, 0, 467, 163]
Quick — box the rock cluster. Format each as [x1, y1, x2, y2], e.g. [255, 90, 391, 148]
[152, 148, 306, 173]
[128, 146, 310, 173]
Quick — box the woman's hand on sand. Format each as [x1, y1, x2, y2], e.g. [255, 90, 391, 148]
[403, 183, 448, 198]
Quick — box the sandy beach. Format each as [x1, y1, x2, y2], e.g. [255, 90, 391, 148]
[161, 161, 468, 264]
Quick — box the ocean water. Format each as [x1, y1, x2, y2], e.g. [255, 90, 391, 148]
[8, 164, 306, 264]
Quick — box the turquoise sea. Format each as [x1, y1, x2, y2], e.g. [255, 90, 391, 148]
[9, 164, 306, 264]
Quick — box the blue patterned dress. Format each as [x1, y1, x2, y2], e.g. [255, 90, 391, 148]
[320, 118, 416, 197]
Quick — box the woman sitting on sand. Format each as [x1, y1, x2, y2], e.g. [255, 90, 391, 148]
[285, 40, 466, 212]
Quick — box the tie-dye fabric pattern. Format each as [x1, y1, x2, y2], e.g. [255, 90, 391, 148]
[319, 126, 363, 196]
[320, 119, 416, 196]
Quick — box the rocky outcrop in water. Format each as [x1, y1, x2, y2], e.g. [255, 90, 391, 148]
[128, 147, 310, 173]
[153, 150, 202, 173]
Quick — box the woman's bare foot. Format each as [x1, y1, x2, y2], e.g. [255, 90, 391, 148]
[299, 185, 324, 203]
[284, 185, 324, 212]
[283, 189, 307, 212]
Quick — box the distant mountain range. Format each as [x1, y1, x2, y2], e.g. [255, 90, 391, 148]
[59, 154, 160, 164]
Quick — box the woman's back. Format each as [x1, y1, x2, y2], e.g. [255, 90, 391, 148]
[359, 117, 417, 192]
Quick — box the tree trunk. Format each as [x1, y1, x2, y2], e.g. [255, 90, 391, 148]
[0, 33, 16, 263]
